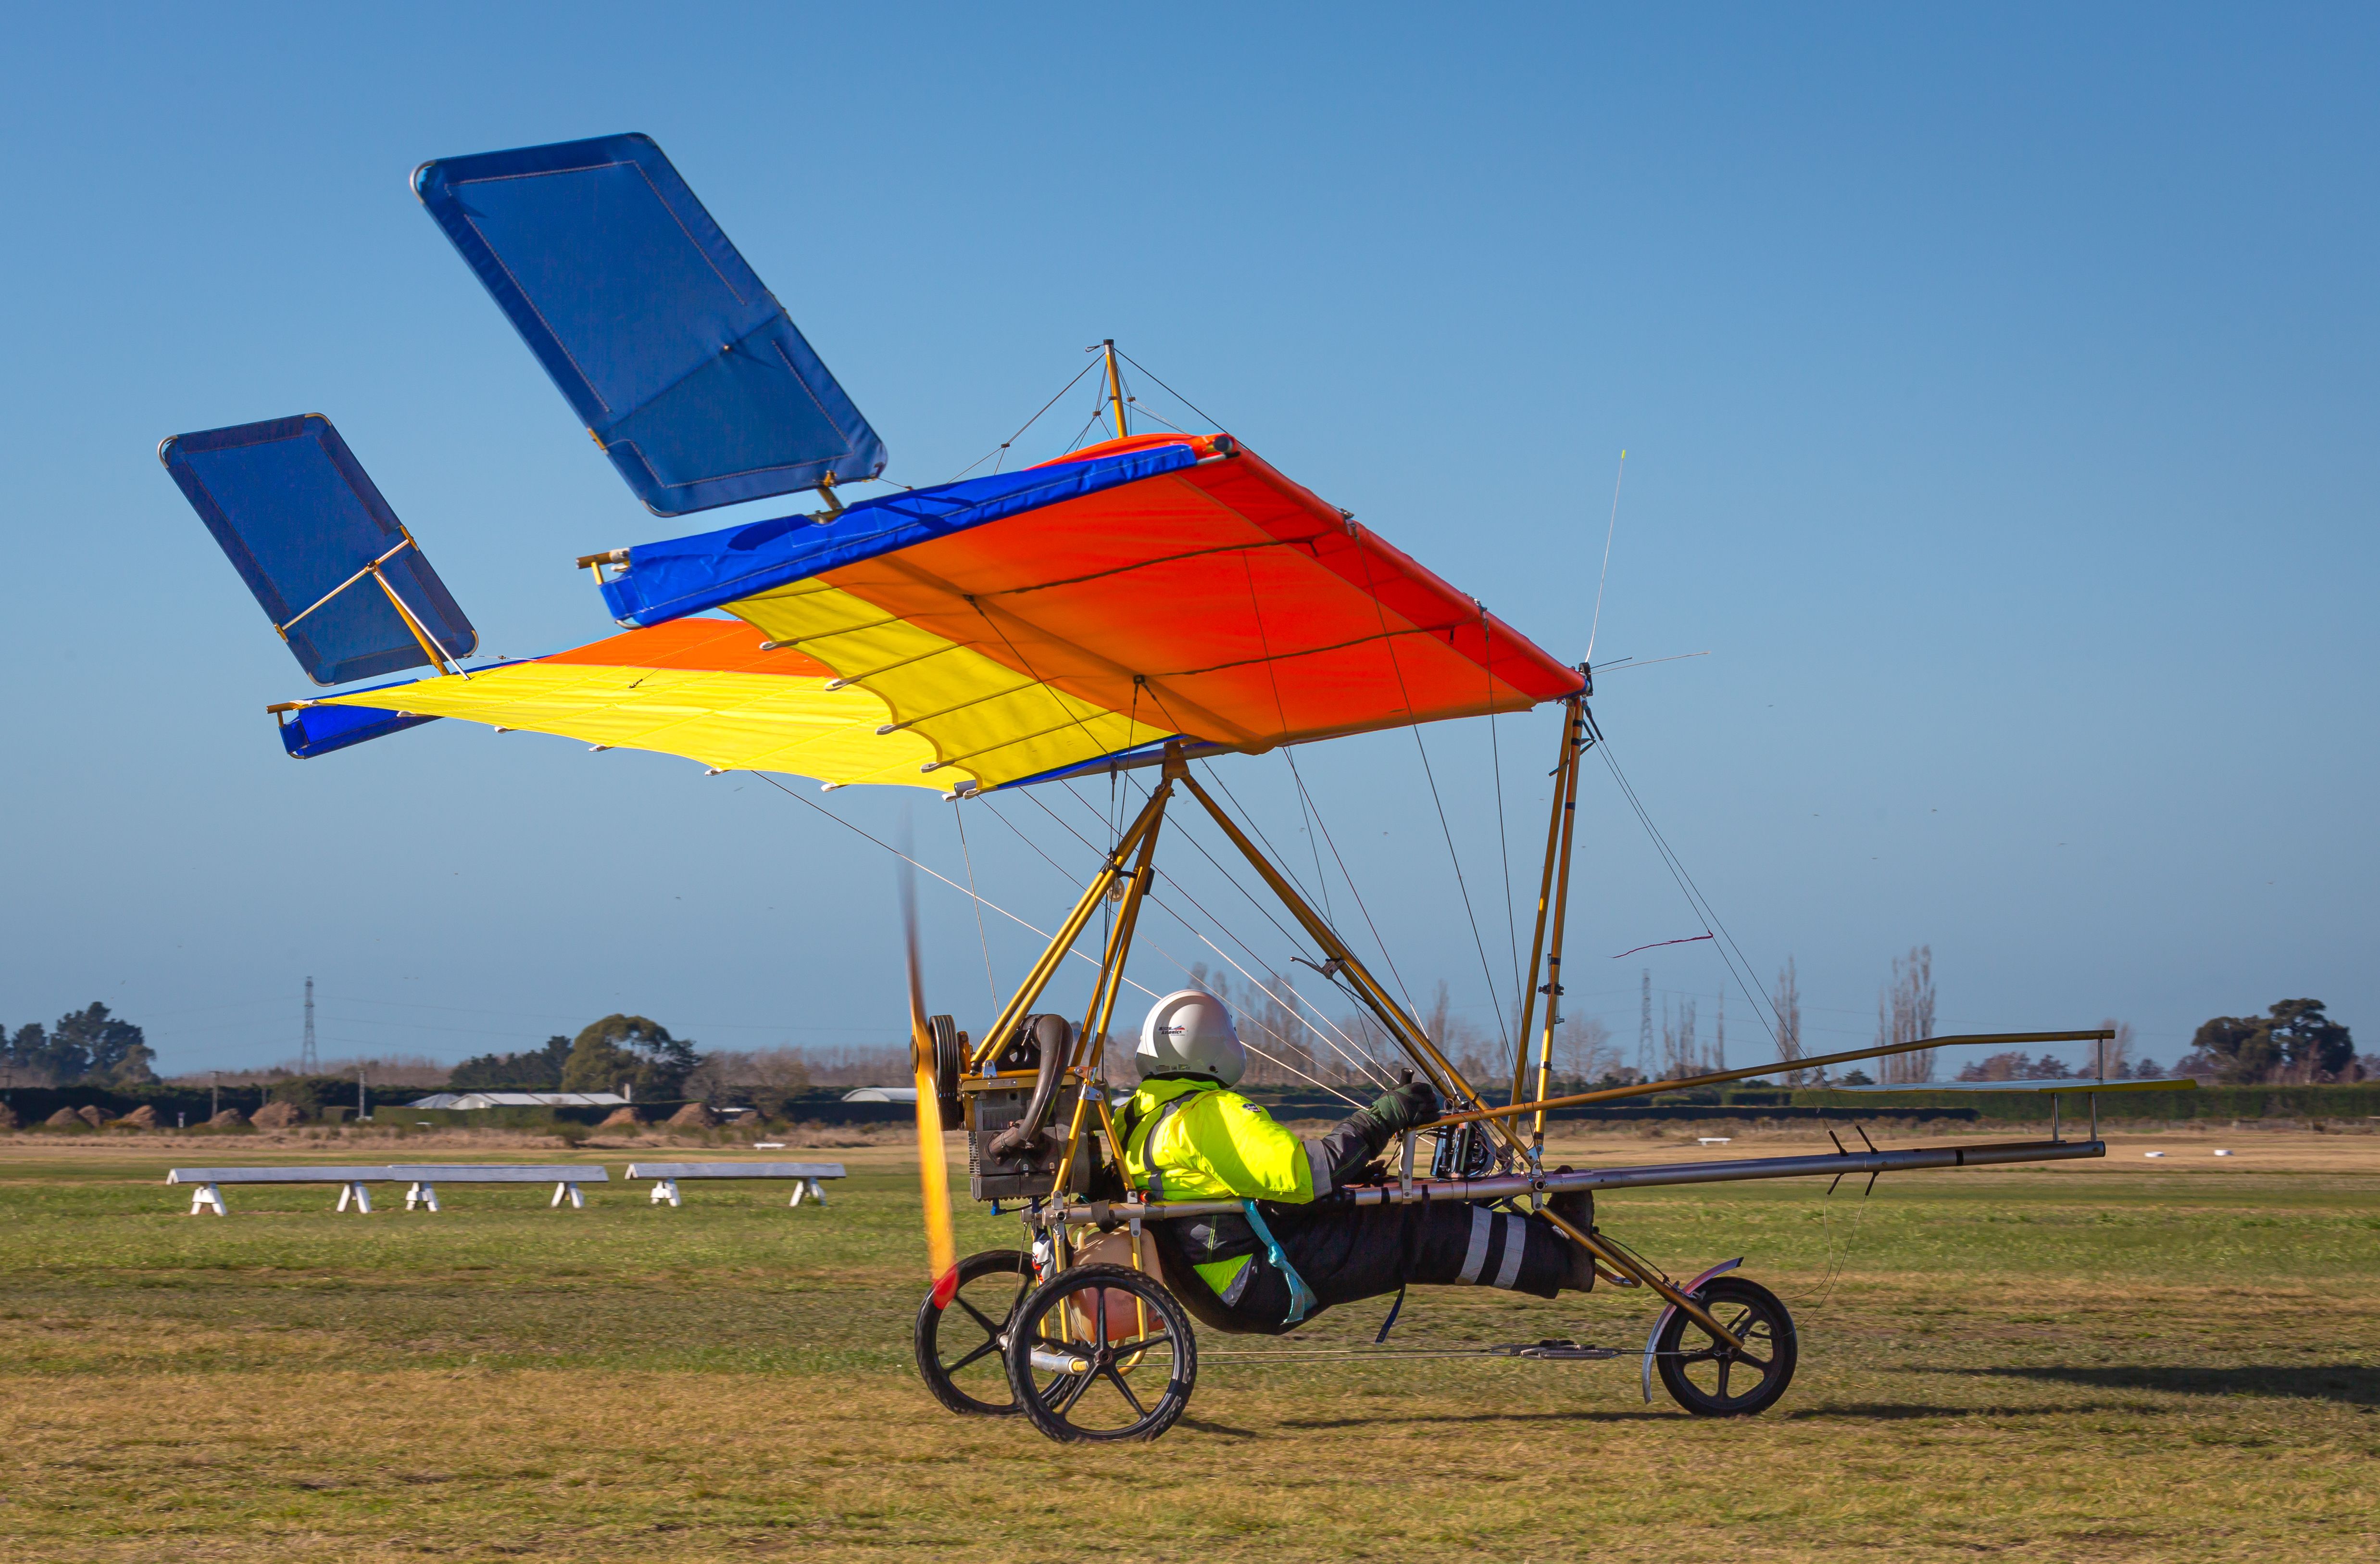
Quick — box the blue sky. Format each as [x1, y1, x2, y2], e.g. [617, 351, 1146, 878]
[2, 4, 2372, 1079]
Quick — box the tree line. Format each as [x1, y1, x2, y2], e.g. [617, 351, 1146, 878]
[12, 987, 2360, 1109]
[0, 1004, 156, 1088]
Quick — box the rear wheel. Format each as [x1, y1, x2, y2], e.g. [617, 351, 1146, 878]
[1004, 1263, 1196, 1443]
[1654, 1275, 1797, 1416]
[914, 1249, 1030, 1415]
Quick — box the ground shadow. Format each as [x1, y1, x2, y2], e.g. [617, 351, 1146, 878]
[1785, 1401, 2133, 1421]
[1919, 1364, 2380, 1408]
[1279, 1409, 1678, 1430]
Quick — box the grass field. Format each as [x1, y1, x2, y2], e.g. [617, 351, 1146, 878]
[2, 1126, 2375, 1562]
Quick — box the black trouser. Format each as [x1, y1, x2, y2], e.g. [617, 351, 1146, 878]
[1208, 1202, 1570, 1329]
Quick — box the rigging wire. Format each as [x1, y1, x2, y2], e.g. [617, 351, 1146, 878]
[1058, 404, 1110, 456]
[1283, 750, 1336, 927]
[757, 771, 1360, 1103]
[980, 792, 1367, 1100]
[1592, 738, 1784, 1047]
[950, 356, 1106, 481]
[1039, 773, 1395, 1084]
[1583, 449, 1627, 665]
[1114, 349, 1227, 432]
[1280, 752, 1422, 1019]
[1483, 610, 1525, 1077]
[952, 800, 999, 1008]
[752, 774, 1105, 966]
[1349, 534, 1511, 1059]
[1109, 350, 1228, 433]
[1192, 760, 1339, 928]
[1025, 781, 1392, 1086]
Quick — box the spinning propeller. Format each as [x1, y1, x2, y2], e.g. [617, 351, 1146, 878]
[901, 860, 960, 1307]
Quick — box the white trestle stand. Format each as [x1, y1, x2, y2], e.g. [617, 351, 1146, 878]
[624, 1162, 846, 1208]
[167, 1165, 610, 1213]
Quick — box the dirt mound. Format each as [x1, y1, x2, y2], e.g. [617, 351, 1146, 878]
[77, 1105, 107, 1128]
[0, 1102, 16, 1130]
[45, 1108, 82, 1129]
[667, 1102, 716, 1128]
[112, 1105, 160, 1130]
[207, 1109, 249, 1129]
[596, 1107, 641, 1129]
[251, 1101, 303, 1129]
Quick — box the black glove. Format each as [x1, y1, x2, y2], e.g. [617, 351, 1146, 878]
[1350, 1081, 1440, 1148]
[1313, 1081, 1441, 1193]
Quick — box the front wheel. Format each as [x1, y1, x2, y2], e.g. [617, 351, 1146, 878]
[1004, 1263, 1197, 1443]
[1653, 1275, 1797, 1416]
[914, 1249, 1031, 1415]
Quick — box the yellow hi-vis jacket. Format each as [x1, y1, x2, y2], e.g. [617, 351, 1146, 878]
[1120, 1076, 1329, 1296]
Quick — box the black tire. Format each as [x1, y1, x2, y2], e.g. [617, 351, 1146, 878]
[1653, 1275, 1797, 1416]
[928, 1015, 965, 1128]
[914, 1249, 1031, 1416]
[1003, 1263, 1197, 1443]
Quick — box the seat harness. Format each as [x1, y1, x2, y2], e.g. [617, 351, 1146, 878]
[1130, 1086, 1320, 1327]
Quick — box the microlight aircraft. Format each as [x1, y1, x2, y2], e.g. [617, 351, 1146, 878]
[163, 133, 2192, 1441]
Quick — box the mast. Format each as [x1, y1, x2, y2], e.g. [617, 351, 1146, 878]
[1102, 340, 1128, 439]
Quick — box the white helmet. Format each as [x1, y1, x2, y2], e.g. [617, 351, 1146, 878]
[1137, 990, 1245, 1086]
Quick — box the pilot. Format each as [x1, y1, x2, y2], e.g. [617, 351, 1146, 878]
[1118, 989, 1598, 1330]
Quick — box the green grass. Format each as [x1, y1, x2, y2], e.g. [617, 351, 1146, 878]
[2, 1140, 2376, 1562]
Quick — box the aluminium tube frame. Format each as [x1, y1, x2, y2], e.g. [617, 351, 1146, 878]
[1339, 1135, 2108, 1208]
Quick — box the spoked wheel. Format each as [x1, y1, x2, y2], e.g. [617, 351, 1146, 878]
[914, 1249, 1031, 1415]
[1654, 1275, 1798, 1416]
[1003, 1263, 1197, 1443]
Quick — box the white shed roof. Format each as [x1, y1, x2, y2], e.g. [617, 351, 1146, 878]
[406, 1092, 629, 1110]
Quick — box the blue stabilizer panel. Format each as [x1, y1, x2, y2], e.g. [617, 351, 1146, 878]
[414, 133, 887, 515]
[278, 703, 443, 758]
[161, 415, 477, 686]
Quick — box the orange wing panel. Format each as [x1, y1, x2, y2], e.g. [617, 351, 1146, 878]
[816, 443, 1579, 748]
[534, 618, 833, 678]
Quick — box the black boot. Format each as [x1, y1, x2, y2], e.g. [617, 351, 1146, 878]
[1546, 1184, 1596, 1290]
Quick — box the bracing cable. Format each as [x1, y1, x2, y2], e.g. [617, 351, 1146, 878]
[1114, 349, 1228, 433]
[950, 355, 1105, 481]
[757, 770, 1361, 1105]
[1026, 781, 1393, 1086]
[982, 792, 1364, 1102]
[1349, 535, 1512, 1058]
[1592, 738, 1784, 1048]
[1282, 752, 1422, 1019]
[952, 802, 999, 1008]
[1484, 612, 1526, 1084]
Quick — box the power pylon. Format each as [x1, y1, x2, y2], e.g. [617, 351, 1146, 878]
[301, 976, 318, 1073]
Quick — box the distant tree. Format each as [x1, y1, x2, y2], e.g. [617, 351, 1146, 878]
[1876, 946, 1937, 1084]
[2093, 1020, 2135, 1080]
[2182, 1000, 2355, 1084]
[1838, 1069, 1874, 1086]
[2266, 1000, 2355, 1080]
[2029, 1054, 2073, 1079]
[448, 1036, 573, 1092]
[1957, 1050, 2032, 1082]
[1773, 958, 1806, 1086]
[2, 1022, 55, 1086]
[560, 1015, 700, 1098]
[2133, 1057, 2162, 1079]
[17, 1004, 156, 1086]
[682, 1048, 814, 1115]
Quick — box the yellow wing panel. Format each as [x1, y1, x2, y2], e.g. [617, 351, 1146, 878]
[727, 579, 1175, 789]
[314, 661, 956, 791]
